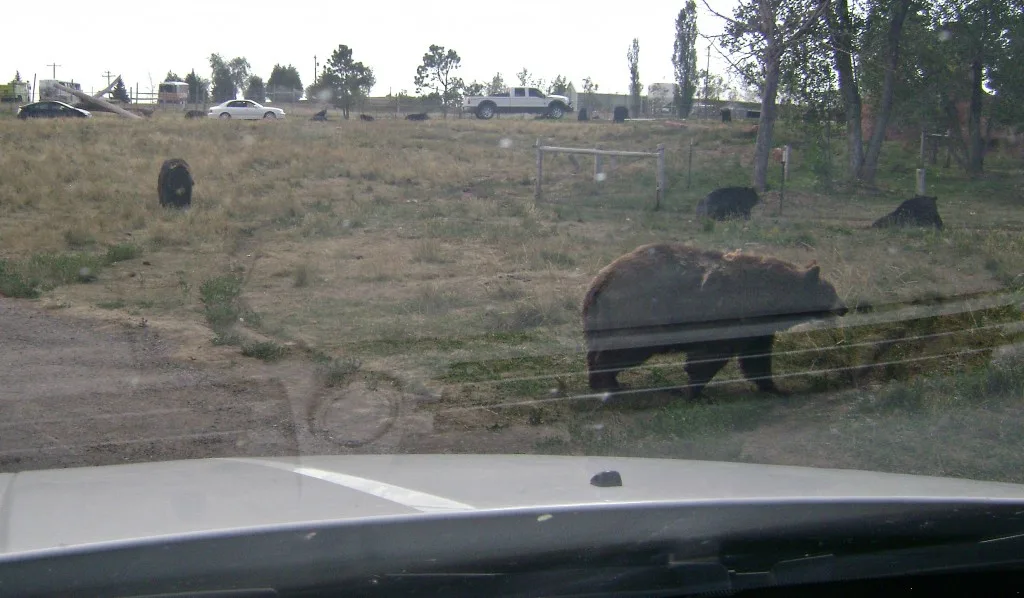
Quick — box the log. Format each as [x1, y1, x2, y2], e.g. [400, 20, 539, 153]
[52, 82, 142, 120]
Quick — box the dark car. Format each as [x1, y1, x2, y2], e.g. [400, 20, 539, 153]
[16, 100, 92, 119]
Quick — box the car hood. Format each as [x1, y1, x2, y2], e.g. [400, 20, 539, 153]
[3, 454, 1024, 555]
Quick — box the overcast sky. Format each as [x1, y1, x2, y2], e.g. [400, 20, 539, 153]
[5, 0, 738, 99]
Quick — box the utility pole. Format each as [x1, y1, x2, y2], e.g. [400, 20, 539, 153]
[47, 62, 61, 79]
[704, 45, 710, 108]
[102, 71, 113, 87]
[313, 56, 318, 85]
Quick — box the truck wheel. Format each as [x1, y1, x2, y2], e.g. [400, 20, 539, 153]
[476, 102, 496, 120]
[547, 103, 565, 119]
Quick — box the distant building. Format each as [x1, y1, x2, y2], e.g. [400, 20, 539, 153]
[158, 81, 189, 104]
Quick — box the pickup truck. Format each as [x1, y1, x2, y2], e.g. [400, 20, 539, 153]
[464, 87, 573, 120]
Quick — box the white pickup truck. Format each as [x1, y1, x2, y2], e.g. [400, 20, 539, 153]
[463, 87, 573, 120]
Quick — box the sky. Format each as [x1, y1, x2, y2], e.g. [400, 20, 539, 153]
[4, 0, 738, 99]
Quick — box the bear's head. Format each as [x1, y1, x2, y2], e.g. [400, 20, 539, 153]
[803, 264, 848, 319]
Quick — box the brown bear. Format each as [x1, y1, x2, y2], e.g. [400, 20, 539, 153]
[582, 243, 848, 399]
[157, 158, 193, 209]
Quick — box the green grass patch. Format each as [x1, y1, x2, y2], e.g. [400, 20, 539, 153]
[97, 299, 127, 310]
[241, 341, 287, 361]
[316, 355, 362, 387]
[104, 243, 142, 264]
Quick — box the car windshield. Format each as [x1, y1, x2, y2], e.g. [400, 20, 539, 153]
[2, 0, 1024, 542]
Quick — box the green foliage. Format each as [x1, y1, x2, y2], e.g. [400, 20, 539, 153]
[165, 71, 183, 82]
[0, 259, 40, 298]
[244, 75, 266, 102]
[266, 64, 303, 102]
[184, 70, 210, 103]
[316, 355, 362, 387]
[672, 1, 700, 118]
[110, 78, 130, 103]
[547, 75, 570, 95]
[627, 38, 641, 116]
[104, 243, 142, 264]
[199, 274, 245, 329]
[487, 72, 505, 95]
[314, 45, 375, 119]
[241, 341, 287, 361]
[414, 44, 463, 117]
[209, 54, 250, 102]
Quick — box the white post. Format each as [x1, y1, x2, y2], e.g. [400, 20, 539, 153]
[655, 144, 665, 210]
[916, 168, 926, 195]
[783, 145, 791, 181]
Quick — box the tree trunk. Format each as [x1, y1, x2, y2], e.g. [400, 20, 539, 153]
[829, 0, 864, 180]
[967, 58, 985, 175]
[752, 46, 782, 192]
[860, 0, 912, 184]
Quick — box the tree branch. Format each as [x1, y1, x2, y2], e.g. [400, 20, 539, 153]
[700, 0, 758, 36]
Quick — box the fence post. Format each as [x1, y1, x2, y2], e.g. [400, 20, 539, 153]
[783, 145, 791, 181]
[916, 168, 926, 195]
[687, 139, 694, 189]
[594, 145, 602, 181]
[535, 138, 543, 203]
[655, 144, 665, 211]
[779, 157, 786, 216]
[919, 129, 926, 167]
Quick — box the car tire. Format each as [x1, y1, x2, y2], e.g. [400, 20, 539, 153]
[264, 112, 277, 120]
[547, 103, 565, 119]
[476, 102, 496, 120]
[219, 113, 231, 120]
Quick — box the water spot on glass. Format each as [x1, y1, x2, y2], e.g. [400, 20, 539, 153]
[499, 137, 513, 149]
[537, 514, 553, 522]
[594, 172, 607, 182]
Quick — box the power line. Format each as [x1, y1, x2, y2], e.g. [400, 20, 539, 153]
[46, 62, 61, 79]
[102, 71, 114, 87]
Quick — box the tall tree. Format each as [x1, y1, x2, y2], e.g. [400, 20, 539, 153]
[227, 57, 251, 96]
[165, 71, 183, 82]
[267, 64, 303, 102]
[709, 0, 829, 191]
[672, 1, 700, 118]
[826, 0, 864, 181]
[184, 69, 210, 103]
[210, 54, 235, 102]
[244, 76, 266, 102]
[487, 72, 505, 95]
[464, 81, 485, 96]
[627, 38, 642, 116]
[414, 44, 463, 117]
[316, 44, 375, 119]
[12, 71, 22, 83]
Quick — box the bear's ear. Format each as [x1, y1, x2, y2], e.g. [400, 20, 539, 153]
[805, 265, 821, 284]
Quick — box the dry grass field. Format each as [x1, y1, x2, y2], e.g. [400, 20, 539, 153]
[1, 106, 1022, 480]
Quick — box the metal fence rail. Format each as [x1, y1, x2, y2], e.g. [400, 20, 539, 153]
[534, 141, 666, 209]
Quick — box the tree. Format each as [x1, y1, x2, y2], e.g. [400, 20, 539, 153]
[244, 76, 266, 102]
[627, 38, 641, 116]
[709, 0, 829, 191]
[582, 76, 599, 109]
[548, 75, 570, 95]
[184, 69, 210, 103]
[989, 6, 1024, 128]
[487, 72, 505, 95]
[414, 44, 463, 117]
[517, 67, 531, 86]
[228, 57, 251, 95]
[696, 69, 728, 100]
[13, 71, 22, 83]
[111, 78, 130, 102]
[210, 54, 235, 102]
[465, 81, 485, 96]
[314, 45, 375, 119]
[672, 1, 700, 118]
[267, 64, 303, 102]
[165, 71, 183, 82]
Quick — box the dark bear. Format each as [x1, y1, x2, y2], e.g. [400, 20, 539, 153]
[406, 112, 429, 121]
[582, 243, 847, 399]
[578, 108, 589, 121]
[696, 187, 760, 220]
[359, 114, 375, 121]
[871, 196, 944, 230]
[184, 110, 205, 119]
[310, 109, 328, 121]
[613, 106, 629, 123]
[157, 159, 193, 209]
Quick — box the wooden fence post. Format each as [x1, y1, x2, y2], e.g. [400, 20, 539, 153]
[655, 144, 665, 210]
[594, 145, 602, 181]
[916, 168, 926, 195]
[535, 138, 543, 203]
[919, 130, 926, 167]
[783, 145, 791, 181]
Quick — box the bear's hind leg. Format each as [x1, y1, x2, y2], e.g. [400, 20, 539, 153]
[683, 348, 731, 399]
[738, 335, 787, 395]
